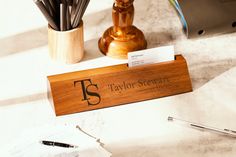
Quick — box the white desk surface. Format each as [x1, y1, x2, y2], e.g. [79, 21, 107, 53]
[1, 0, 236, 156]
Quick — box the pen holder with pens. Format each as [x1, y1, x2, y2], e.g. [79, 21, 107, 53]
[34, 0, 91, 64]
[48, 21, 84, 64]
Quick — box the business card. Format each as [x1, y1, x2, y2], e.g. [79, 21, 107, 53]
[128, 45, 175, 67]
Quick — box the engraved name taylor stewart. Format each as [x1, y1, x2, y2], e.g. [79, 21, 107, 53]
[108, 78, 170, 92]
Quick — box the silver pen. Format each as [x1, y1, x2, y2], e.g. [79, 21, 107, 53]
[168, 116, 236, 137]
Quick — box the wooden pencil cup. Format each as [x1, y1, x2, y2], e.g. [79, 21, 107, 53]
[48, 22, 84, 64]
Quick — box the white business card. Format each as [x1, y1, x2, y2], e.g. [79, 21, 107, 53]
[128, 45, 175, 67]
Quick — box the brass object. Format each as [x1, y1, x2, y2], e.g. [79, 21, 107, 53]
[98, 0, 147, 59]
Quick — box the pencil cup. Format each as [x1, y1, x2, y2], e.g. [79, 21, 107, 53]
[48, 21, 84, 64]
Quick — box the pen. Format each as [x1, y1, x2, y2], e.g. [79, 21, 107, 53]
[168, 116, 236, 137]
[34, 0, 90, 31]
[42, 0, 56, 18]
[66, 3, 72, 30]
[40, 140, 78, 148]
[54, 0, 61, 11]
[60, 3, 67, 31]
[34, 0, 59, 30]
[72, 0, 85, 28]
[71, 0, 78, 21]
[74, 0, 90, 27]
[77, 0, 90, 27]
[49, 0, 57, 13]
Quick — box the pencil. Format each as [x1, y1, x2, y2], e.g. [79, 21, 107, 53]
[71, 0, 83, 27]
[61, 0, 67, 4]
[34, 0, 90, 31]
[49, 0, 57, 13]
[60, 3, 67, 31]
[77, 0, 89, 27]
[42, 0, 56, 18]
[66, 4, 72, 30]
[72, 0, 86, 28]
[67, 0, 73, 5]
[54, 0, 61, 9]
[34, 0, 59, 30]
[41, 0, 51, 15]
[71, 0, 77, 23]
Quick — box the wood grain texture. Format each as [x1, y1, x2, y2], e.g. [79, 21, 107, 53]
[48, 22, 84, 64]
[48, 55, 192, 116]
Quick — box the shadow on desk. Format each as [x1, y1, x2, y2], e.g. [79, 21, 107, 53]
[0, 93, 46, 107]
[83, 38, 104, 61]
[146, 31, 176, 48]
[0, 27, 48, 57]
[0, 8, 111, 58]
[108, 134, 236, 157]
[188, 57, 236, 90]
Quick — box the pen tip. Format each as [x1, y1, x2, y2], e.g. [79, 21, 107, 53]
[168, 116, 174, 121]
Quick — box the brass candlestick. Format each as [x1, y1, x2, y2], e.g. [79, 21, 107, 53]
[98, 0, 147, 59]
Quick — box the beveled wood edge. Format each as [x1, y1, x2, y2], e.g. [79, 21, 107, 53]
[47, 54, 186, 82]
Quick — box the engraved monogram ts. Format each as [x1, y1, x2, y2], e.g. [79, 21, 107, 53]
[74, 79, 101, 106]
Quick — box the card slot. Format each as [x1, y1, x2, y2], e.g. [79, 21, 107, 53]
[127, 55, 179, 69]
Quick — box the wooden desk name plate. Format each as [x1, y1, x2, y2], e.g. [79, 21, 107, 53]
[48, 55, 192, 116]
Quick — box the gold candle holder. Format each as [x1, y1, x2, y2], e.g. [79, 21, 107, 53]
[98, 0, 147, 59]
[48, 21, 84, 64]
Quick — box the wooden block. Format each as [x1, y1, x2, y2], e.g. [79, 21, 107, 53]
[47, 55, 192, 116]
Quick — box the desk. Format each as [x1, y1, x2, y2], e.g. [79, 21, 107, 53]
[1, 0, 236, 156]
